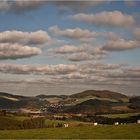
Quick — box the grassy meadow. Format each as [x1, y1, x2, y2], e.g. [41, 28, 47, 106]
[0, 124, 140, 139]
[99, 112, 140, 118]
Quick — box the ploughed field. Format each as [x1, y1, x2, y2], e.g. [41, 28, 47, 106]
[0, 124, 140, 139]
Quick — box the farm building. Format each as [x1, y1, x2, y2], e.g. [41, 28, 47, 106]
[137, 120, 140, 124]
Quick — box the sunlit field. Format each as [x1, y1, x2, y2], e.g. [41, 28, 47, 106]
[0, 124, 140, 139]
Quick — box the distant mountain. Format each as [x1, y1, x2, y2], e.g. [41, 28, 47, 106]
[70, 90, 128, 101]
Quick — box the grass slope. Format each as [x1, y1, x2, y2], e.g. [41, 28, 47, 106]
[0, 124, 140, 139]
[66, 99, 112, 114]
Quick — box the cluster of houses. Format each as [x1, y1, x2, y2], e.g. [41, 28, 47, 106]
[41, 103, 64, 113]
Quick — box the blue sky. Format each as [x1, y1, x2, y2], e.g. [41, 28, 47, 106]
[0, 1, 140, 96]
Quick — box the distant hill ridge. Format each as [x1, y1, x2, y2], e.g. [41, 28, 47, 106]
[36, 94, 68, 99]
[0, 90, 129, 101]
[70, 90, 128, 100]
[0, 90, 134, 112]
[0, 92, 28, 99]
[0, 92, 49, 109]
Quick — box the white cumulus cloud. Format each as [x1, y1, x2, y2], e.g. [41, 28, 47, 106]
[0, 30, 50, 45]
[69, 11, 134, 27]
[48, 25, 98, 40]
[102, 39, 139, 51]
[0, 43, 41, 60]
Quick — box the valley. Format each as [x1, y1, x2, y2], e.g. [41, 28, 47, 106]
[0, 90, 139, 115]
[0, 90, 140, 139]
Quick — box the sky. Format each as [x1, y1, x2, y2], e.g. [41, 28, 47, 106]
[0, 0, 140, 96]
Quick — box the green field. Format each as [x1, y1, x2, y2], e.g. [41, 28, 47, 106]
[99, 112, 140, 118]
[45, 119, 92, 127]
[0, 115, 29, 121]
[0, 124, 140, 139]
[10, 115, 30, 121]
[70, 96, 120, 105]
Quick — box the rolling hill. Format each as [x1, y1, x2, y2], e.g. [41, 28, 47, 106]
[0, 92, 49, 109]
[70, 90, 128, 101]
[0, 90, 138, 114]
[65, 99, 112, 114]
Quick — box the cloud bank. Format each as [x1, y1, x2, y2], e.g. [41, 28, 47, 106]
[0, 43, 41, 60]
[0, 0, 45, 12]
[0, 1, 108, 13]
[0, 63, 77, 75]
[69, 11, 134, 27]
[0, 63, 139, 87]
[0, 30, 50, 45]
[48, 26, 97, 40]
[48, 44, 108, 62]
[102, 39, 139, 51]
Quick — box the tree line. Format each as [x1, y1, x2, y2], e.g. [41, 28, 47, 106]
[0, 117, 45, 130]
[72, 114, 140, 124]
